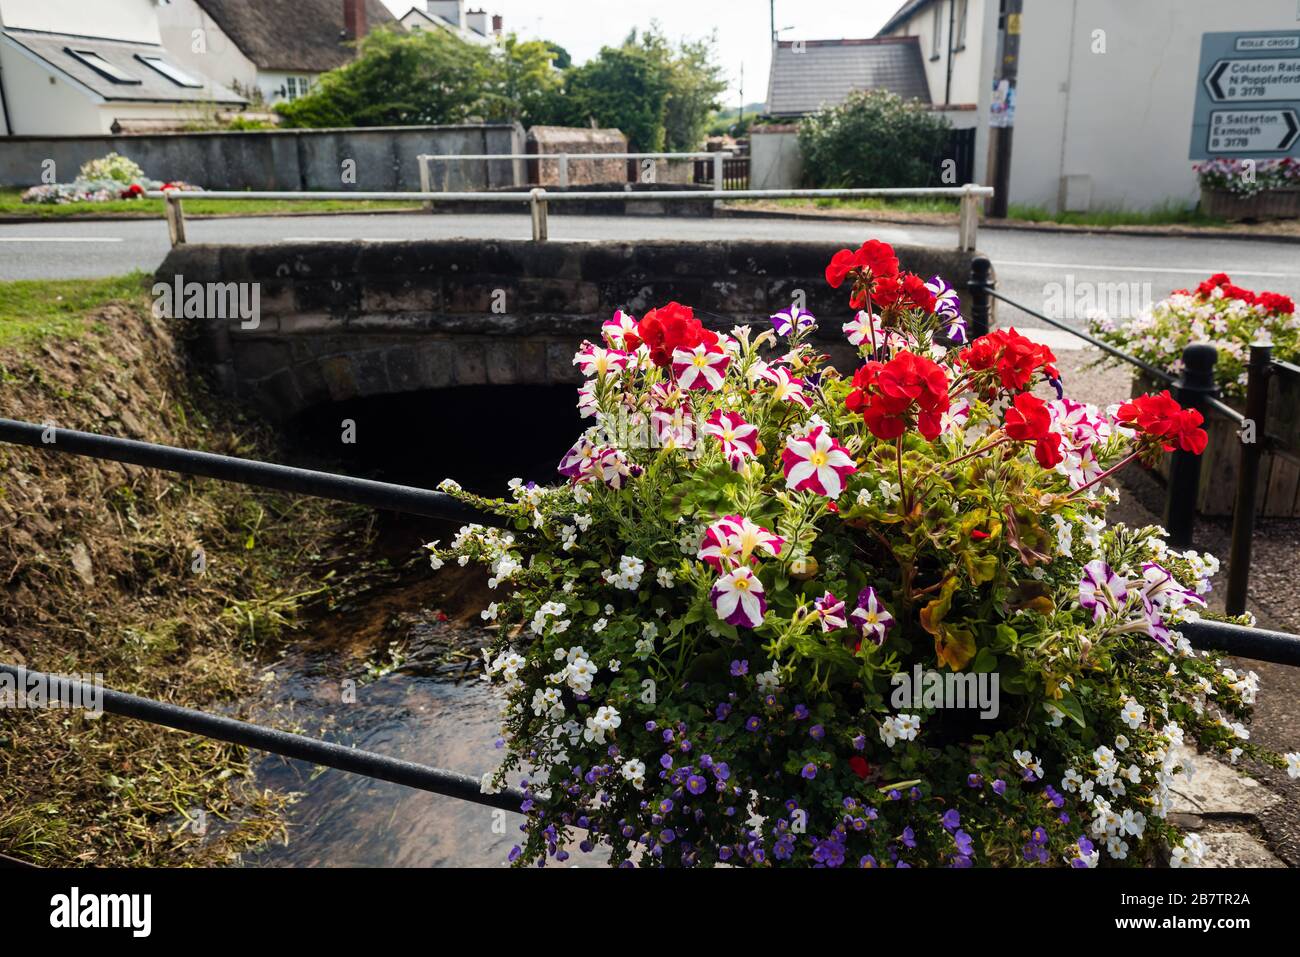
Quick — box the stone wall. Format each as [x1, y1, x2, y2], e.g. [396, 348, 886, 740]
[0, 123, 525, 191]
[158, 239, 991, 423]
[526, 126, 628, 186]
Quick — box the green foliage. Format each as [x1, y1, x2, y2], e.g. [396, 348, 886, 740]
[561, 45, 670, 151]
[481, 35, 567, 127]
[276, 27, 492, 127]
[798, 89, 952, 188]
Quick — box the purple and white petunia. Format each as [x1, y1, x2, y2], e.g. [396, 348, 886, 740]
[1078, 559, 1128, 623]
[557, 433, 600, 481]
[703, 409, 759, 469]
[710, 566, 767, 629]
[849, 587, 894, 646]
[671, 343, 731, 391]
[815, 591, 847, 632]
[926, 275, 966, 342]
[781, 425, 858, 499]
[843, 310, 887, 350]
[770, 304, 817, 338]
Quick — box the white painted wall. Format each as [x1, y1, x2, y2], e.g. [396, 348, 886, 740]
[885, 0, 988, 106]
[0, 0, 160, 43]
[0, 39, 105, 135]
[156, 0, 259, 98]
[1010, 0, 1300, 213]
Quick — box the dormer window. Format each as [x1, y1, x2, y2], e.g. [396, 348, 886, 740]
[135, 54, 203, 88]
[65, 48, 141, 84]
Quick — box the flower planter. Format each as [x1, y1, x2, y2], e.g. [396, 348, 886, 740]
[1199, 187, 1300, 222]
[1133, 373, 1300, 517]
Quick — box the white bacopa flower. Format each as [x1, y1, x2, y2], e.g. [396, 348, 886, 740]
[565, 657, 596, 693]
[621, 758, 646, 789]
[1106, 835, 1130, 860]
[480, 602, 499, 621]
[633, 638, 654, 658]
[1012, 749, 1042, 779]
[1285, 753, 1300, 779]
[584, 705, 622, 743]
[656, 567, 675, 588]
[755, 664, 782, 693]
[592, 617, 607, 633]
[1170, 833, 1205, 868]
[1120, 697, 1145, 730]
[1093, 745, 1118, 773]
[1061, 768, 1082, 793]
[1043, 704, 1064, 727]
[895, 714, 921, 742]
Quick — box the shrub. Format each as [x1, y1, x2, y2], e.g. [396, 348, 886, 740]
[77, 152, 147, 185]
[432, 239, 1298, 868]
[1090, 274, 1298, 399]
[798, 90, 952, 189]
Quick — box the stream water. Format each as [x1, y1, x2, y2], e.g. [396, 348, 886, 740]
[230, 384, 580, 867]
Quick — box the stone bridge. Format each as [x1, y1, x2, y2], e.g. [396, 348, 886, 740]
[158, 239, 989, 424]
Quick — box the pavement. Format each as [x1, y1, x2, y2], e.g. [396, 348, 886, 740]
[4, 213, 1300, 328]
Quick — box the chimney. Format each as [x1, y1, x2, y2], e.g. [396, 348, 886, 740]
[491, 14, 503, 35]
[465, 9, 489, 37]
[343, 0, 366, 41]
[426, 0, 464, 27]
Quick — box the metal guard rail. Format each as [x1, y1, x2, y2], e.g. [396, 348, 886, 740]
[0, 663, 525, 814]
[0, 418, 502, 528]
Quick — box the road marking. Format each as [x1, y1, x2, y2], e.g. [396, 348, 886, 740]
[0, 237, 124, 243]
[998, 259, 1299, 279]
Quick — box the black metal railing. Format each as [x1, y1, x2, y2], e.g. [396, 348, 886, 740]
[966, 259, 1293, 617]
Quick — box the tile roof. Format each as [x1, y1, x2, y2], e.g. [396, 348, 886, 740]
[193, 0, 395, 73]
[766, 38, 931, 117]
[1, 29, 246, 104]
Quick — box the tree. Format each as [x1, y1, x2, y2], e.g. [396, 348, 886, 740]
[636, 26, 727, 152]
[797, 89, 953, 189]
[276, 27, 491, 128]
[482, 36, 566, 127]
[561, 46, 670, 151]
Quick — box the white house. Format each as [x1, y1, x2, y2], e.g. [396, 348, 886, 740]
[0, 0, 246, 135]
[879, 0, 1300, 213]
[399, 1, 501, 46]
[156, 0, 394, 106]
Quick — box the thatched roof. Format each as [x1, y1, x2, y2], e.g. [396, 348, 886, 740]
[194, 0, 395, 73]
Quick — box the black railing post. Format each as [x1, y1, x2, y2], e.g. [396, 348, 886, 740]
[967, 256, 993, 340]
[1165, 343, 1219, 548]
[1226, 343, 1272, 616]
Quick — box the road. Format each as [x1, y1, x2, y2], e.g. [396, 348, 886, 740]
[4, 212, 1300, 326]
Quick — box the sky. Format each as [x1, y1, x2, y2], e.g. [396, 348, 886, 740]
[379, 0, 907, 105]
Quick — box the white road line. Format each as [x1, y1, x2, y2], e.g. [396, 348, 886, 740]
[998, 259, 1299, 279]
[0, 237, 124, 243]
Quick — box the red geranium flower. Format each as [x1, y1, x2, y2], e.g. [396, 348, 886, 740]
[637, 302, 717, 368]
[1003, 392, 1051, 442]
[1117, 391, 1208, 455]
[1195, 273, 1232, 298]
[959, 328, 1059, 394]
[1256, 291, 1295, 316]
[849, 756, 871, 780]
[1034, 431, 1064, 469]
[847, 351, 950, 440]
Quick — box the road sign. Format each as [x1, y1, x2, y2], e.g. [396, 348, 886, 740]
[1191, 31, 1300, 159]
[1208, 109, 1300, 152]
[1204, 58, 1300, 102]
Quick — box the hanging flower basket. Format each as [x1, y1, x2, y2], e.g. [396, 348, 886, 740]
[431, 240, 1298, 868]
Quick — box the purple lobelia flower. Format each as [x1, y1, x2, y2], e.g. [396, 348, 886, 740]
[686, 774, 708, 795]
[954, 829, 974, 857]
[730, 659, 749, 677]
[941, 809, 961, 832]
[801, 763, 818, 780]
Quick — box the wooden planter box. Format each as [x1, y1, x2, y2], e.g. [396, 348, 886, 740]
[1134, 374, 1300, 517]
[1199, 187, 1300, 222]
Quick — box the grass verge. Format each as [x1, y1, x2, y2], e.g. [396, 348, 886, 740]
[0, 188, 422, 219]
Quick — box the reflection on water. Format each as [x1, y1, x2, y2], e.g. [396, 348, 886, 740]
[243, 662, 521, 868]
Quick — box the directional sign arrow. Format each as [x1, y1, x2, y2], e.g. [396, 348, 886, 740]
[1283, 109, 1300, 150]
[1206, 60, 1230, 100]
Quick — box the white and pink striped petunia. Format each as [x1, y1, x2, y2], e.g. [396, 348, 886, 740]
[558, 433, 600, 481]
[763, 366, 814, 410]
[652, 406, 698, 452]
[1079, 559, 1128, 623]
[697, 515, 784, 571]
[703, 409, 759, 469]
[573, 342, 630, 379]
[849, 587, 894, 646]
[710, 566, 767, 629]
[815, 591, 847, 632]
[671, 343, 731, 391]
[576, 380, 599, 418]
[843, 310, 886, 349]
[594, 446, 637, 490]
[601, 309, 641, 350]
[781, 425, 857, 499]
